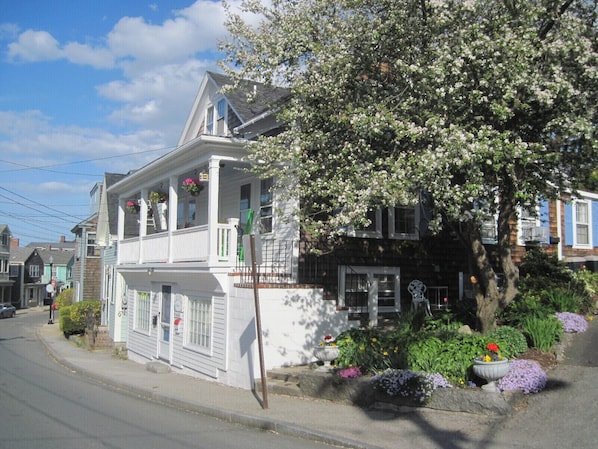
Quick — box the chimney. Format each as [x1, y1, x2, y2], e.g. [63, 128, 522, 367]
[60, 235, 66, 243]
[10, 238, 19, 248]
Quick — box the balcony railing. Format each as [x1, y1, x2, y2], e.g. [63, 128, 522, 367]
[119, 221, 238, 265]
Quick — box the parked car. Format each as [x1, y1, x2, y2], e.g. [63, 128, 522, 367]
[0, 303, 16, 318]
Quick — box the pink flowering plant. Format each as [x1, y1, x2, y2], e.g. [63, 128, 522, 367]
[554, 312, 588, 333]
[371, 368, 452, 404]
[497, 359, 548, 394]
[126, 200, 139, 213]
[336, 366, 362, 379]
[181, 178, 203, 195]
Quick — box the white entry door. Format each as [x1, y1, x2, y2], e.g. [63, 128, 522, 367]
[158, 285, 172, 361]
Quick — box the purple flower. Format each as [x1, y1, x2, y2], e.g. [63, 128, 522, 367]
[498, 359, 548, 394]
[555, 312, 588, 333]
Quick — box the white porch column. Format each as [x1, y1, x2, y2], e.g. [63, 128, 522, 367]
[139, 188, 149, 263]
[207, 157, 221, 264]
[117, 199, 125, 264]
[168, 175, 178, 263]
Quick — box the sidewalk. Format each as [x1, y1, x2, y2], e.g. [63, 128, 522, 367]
[36, 316, 595, 449]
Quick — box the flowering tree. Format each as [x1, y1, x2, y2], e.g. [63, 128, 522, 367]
[222, 0, 598, 333]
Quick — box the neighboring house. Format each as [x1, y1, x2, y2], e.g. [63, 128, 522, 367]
[8, 247, 72, 309]
[26, 235, 75, 252]
[39, 250, 73, 301]
[0, 225, 15, 305]
[96, 172, 137, 345]
[107, 71, 598, 390]
[71, 182, 102, 303]
[9, 246, 34, 308]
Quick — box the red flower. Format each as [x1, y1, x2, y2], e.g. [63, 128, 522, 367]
[487, 343, 499, 353]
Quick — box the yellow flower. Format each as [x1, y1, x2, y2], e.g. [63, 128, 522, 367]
[483, 355, 492, 362]
[589, 316, 594, 321]
[383, 351, 388, 356]
[359, 345, 365, 351]
[372, 337, 378, 342]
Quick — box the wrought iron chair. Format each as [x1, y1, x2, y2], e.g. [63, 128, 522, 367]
[408, 280, 432, 316]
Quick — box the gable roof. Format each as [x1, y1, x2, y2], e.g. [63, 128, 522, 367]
[9, 247, 34, 264]
[206, 71, 290, 123]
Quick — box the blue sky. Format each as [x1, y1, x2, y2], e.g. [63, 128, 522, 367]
[0, 0, 242, 245]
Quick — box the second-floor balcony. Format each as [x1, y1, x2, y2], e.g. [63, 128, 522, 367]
[118, 219, 239, 266]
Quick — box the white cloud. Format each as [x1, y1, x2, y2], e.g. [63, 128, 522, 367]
[8, 30, 62, 61]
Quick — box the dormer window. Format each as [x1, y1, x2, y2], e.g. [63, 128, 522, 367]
[206, 106, 215, 134]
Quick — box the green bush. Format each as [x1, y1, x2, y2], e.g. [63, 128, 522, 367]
[58, 300, 101, 337]
[406, 334, 489, 382]
[55, 289, 74, 309]
[522, 316, 563, 352]
[574, 269, 598, 298]
[335, 327, 401, 373]
[500, 291, 552, 327]
[519, 248, 574, 291]
[489, 326, 528, 358]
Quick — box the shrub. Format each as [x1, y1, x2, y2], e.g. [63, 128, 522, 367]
[500, 292, 552, 327]
[59, 305, 82, 337]
[489, 326, 528, 358]
[522, 315, 563, 352]
[519, 248, 574, 291]
[406, 334, 489, 382]
[59, 300, 101, 337]
[498, 359, 548, 394]
[554, 312, 588, 333]
[574, 268, 598, 299]
[335, 328, 400, 373]
[54, 288, 74, 309]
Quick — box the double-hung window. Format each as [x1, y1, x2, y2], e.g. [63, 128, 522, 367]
[347, 209, 382, 238]
[574, 200, 591, 247]
[186, 296, 212, 351]
[86, 232, 100, 257]
[135, 291, 151, 332]
[389, 206, 419, 240]
[259, 178, 273, 233]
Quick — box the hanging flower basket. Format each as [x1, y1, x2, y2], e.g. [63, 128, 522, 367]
[149, 191, 167, 203]
[181, 178, 204, 196]
[126, 200, 139, 214]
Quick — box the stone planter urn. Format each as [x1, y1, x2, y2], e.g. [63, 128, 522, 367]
[473, 359, 510, 392]
[313, 346, 340, 371]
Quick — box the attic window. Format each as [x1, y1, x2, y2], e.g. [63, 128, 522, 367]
[206, 106, 214, 134]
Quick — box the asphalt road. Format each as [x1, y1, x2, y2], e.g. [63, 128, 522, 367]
[0, 310, 340, 449]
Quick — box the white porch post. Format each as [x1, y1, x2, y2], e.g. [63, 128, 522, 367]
[167, 175, 178, 263]
[117, 199, 125, 265]
[207, 157, 221, 264]
[368, 275, 378, 327]
[139, 188, 149, 263]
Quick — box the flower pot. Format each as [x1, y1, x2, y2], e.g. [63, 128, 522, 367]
[313, 346, 340, 371]
[473, 358, 510, 392]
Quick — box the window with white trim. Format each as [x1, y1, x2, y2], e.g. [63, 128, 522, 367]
[389, 206, 419, 240]
[186, 296, 212, 350]
[347, 209, 382, 238]
[29, 264, 40, 278]
[574, 200, 590, 246]
[216, 98, 226, 135]
[259, 177, 273, 233]
[206, 105, 215, 134]
[135, 291, 151, 332]
[86, 232, 100, 257]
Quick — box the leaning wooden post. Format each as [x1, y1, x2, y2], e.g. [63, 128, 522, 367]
[250, 234, 268, 409]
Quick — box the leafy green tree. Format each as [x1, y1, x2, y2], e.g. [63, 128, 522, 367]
[222, 0, 598, 333]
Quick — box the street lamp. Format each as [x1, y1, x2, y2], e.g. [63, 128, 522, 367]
[48, 255, 54, 324]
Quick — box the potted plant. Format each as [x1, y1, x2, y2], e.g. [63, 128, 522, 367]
[313, 335, 340, 371]
[181, 178, 204, 196]
[126, 200, 139, 214]
[149, 191, 167, 203]
[472, 342, 510, 391]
